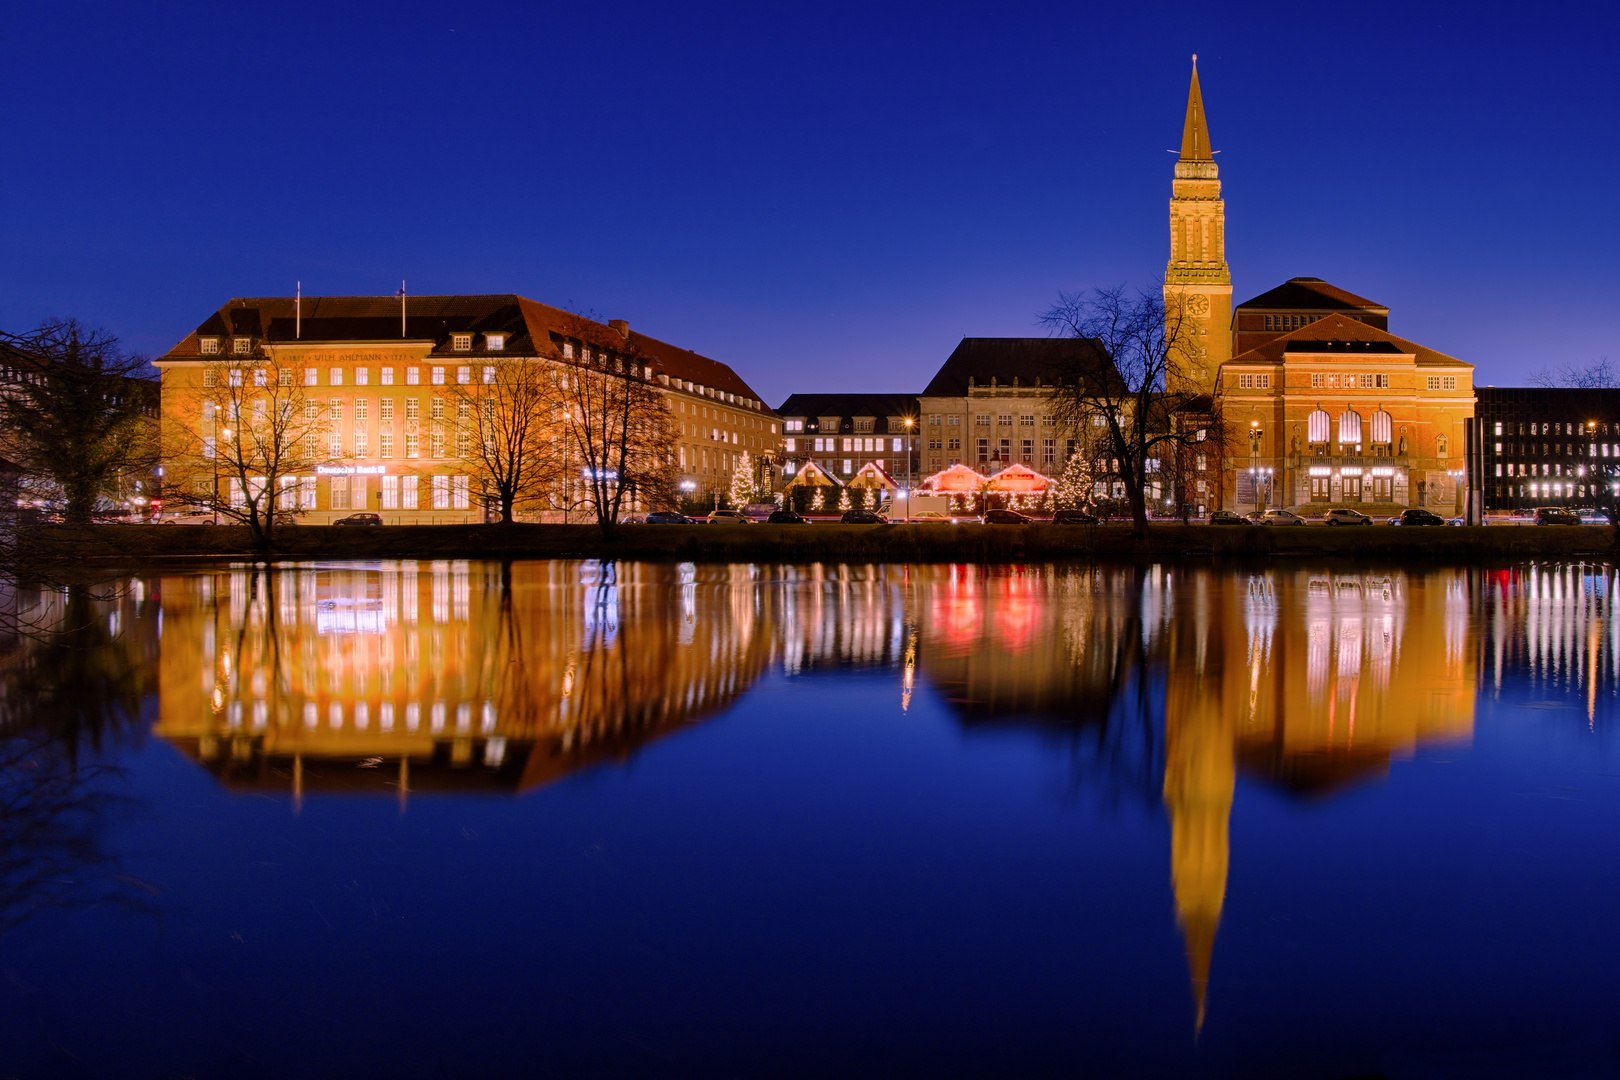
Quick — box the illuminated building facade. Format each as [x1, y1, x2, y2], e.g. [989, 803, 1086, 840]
[776, 393, 920, 491]
[1472, 387, 1620, 510]
[153, 296, 780, 522]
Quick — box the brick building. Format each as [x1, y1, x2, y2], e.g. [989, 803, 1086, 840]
[153, 295, 779, 521]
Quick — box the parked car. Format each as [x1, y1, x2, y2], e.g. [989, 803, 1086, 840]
[1323, 507, 1372, 525]
[907, 511, 956, 523]
[766, 509, 809, 524]
[706, 509, 753, 524]
[1244, 511, 1266, 523]
[982, 509, 1033, 524]
[1209, 510, 1249, 526]
[840, 508, 885, 524]
[160, 512, 217, 525]
[1509, 507, 1537, 521]
[333, 513, 382, 526]
[1535, 507, 1581, 525]
[1051, 509, 1100, 524]
[1261, 509, 1306, 526]
[1396, 508, 1446, 526]
[1579, 508, 1612, 524]
[644, 510, 696, 524]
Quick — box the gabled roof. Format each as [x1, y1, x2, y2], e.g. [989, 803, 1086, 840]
[921, 337, 1109, 397]
[1229, 314, 1469, 368]
[1235, 278, 1387, 314]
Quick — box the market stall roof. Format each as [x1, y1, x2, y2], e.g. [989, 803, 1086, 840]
[984, 463, 1054, 492]
[847, 462, 898, 489]
[921, 463, 988, 492]
[782, 459, 842, 489]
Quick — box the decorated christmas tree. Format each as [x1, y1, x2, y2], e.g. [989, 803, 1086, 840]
[1054, 451, 1094, 510]
[812, 488, 825, 511]
[838, 487, 851, 512]
[729, 451, 754, 509]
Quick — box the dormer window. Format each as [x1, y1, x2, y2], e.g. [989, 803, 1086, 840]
[486, 334, 505, 351]
[199, 338, 220, 355]
[452, 333, 472, 351]
[233, 338, 251, 355]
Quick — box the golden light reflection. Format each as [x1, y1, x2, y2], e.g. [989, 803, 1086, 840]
[148, 559, 1620, 1034]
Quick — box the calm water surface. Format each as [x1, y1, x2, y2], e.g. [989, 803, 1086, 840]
[3, 560, 1620, 1078]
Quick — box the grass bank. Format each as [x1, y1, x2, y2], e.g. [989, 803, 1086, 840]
[23, 522, 1620, 566]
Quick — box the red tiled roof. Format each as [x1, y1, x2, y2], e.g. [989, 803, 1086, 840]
[1228, 314, 1469, 368]
[159, 295, 776, 414]
[1234, 278, 1387, 313]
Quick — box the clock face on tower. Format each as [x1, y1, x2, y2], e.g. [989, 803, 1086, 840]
[1183, 294, 1210, 317]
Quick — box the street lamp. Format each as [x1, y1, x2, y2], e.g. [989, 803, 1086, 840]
[1248, 420, 1263, 513]
[903, 416, 915, 520]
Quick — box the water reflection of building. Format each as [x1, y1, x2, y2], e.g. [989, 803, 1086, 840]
[1162, 568, 1477, 1030]
[154, 561, 775, 806]
[1479, 563, 1620, 725]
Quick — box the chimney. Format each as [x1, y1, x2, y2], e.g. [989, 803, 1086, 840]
[608, 319, 629, 339]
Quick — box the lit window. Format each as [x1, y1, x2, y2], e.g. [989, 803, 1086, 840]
[452, 334, 472, 351]
[482, 366, 494, 384]
[406, 367, 419, 385]
[356, 368, 369, 386]
[200, 338, 219, 355]
[382, 367, 395, 386]
[457, 366, 470, 384]
[431, 366, 445, 385]
[329, 367, 343, 386]
[305, 368, 317, 386]
[486, 334, 504, 351]
[233, 338, 251, 355]
[228, 369, 242, 387]
[253, 369, 267, 387]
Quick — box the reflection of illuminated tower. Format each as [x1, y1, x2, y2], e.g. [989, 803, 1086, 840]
[1162, 603, 1233, 1032]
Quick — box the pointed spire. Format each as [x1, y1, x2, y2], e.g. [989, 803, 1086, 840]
[1180, 55, 1213, 162]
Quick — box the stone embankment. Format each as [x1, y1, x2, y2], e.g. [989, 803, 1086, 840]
[23, 522, 1620, 565]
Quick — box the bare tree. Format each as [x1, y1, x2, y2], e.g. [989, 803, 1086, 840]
[1530, 357, 1617, 389]
[161, 352, 329, 547]
[1040, 285, 1217, 536]
[0, 320, 157, 524]
[552, 316, 678, 536]
[451, 359, 556, 523]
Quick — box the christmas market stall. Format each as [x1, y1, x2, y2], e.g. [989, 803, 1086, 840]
[780, 458, 842, 514]
[845, 462, 898, 512]
[920, 463, 989, 514]
[984, 463, 1054, 512]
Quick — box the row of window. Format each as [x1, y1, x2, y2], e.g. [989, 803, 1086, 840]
[201, 334, 506, 356]
[791, 437, 912, 454]
[208, 365, 499, 388]
[1235, 373, 1450, 390]
[222, 474, 474, 511]
[973, 414, 1055, 427]
[1492, 421, 1612, 436]
[1493, 443, 1620, 458]
[1262, 314, 1316, 332]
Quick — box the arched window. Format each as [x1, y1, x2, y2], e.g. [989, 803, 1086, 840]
[1339, 410, 1363, 444]
[1308, 410, 1331, 443]
[1371, 410, 1393, 445]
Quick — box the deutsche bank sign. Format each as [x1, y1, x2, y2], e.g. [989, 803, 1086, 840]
[315, 465, 388, 476]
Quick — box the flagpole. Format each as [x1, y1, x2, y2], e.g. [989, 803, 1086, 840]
[400, 280, 406, 338]
[296, 281, 301, 339]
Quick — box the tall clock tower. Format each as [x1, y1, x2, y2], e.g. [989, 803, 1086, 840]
[1165, 56, 1232, 397]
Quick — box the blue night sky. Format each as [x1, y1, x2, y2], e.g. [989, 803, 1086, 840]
[4, 1, 1616, 406]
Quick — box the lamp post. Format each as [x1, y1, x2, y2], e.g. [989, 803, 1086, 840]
[1448, 467, 1465, 518]
[1248, 420, 1263, 513]
[903, 416, 915, 521]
